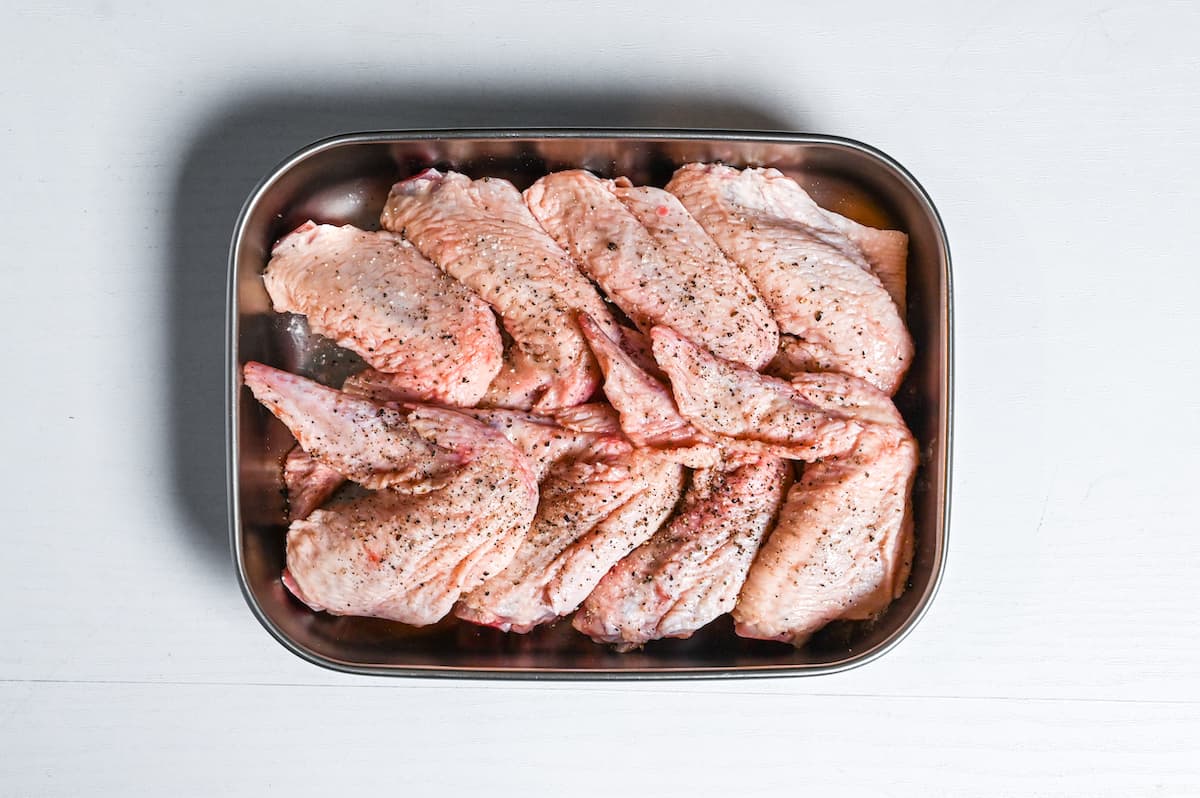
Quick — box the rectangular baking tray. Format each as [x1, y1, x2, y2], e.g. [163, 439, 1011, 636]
[227, 130, 953, 678]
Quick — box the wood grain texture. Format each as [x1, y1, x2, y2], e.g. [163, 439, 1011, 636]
[2, 0, 1198, 794]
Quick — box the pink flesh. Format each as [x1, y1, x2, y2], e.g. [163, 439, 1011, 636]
[823, 209, 909, 311]
[243, 362, 464, 492]
[460, 406, 629, 483]
[734, 372, 917, 646]
[380, 169, 621, 412]
[525, 170, 777, 368]
[649, 326, 863, 462]
[281, 568, 321, 610]
[283, 403, 538, 626]
[551, 402, 624, 436]
[614, 325, 666, 381]
[578, 312, 719, 468]
[574, 456, 789, 650]
[667, 163, 912, 394]
[765, 334, 827, 381]
[283, 445, 345, 520]
[456, 448, 684, 633]
[264, 222, 502, 406]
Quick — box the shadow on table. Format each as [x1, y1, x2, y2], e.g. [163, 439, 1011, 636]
[166, 85, 805, 576]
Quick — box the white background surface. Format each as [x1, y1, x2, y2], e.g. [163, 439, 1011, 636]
[3, 0, 1199, 794]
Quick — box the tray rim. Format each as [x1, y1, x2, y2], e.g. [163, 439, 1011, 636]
[226, 128, 954, 679]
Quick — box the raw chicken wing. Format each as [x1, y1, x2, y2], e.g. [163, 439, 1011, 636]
[577, 313, 718, 468]
[462, 405, 627, 482]
[245, 365, 539, 625]
[283, 445, 345, 520]
[525, 170, 777, 368]
[574, 456, 789, 650]
[264, 222, 502, 406]
[734, 372, 917, 645]
[650, 326, 863, 462]
[380, 169, 621, 411]
[667, 164, 912, 393]
[243, 362, 465, 492]
[456, 448, 684, 632]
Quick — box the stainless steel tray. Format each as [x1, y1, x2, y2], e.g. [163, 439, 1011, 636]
[227, 130, 953, 678]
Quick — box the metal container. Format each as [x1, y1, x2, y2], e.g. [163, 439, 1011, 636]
[227, 130, 953, 678]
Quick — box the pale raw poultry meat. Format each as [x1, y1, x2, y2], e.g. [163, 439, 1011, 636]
[525, 170, 777, 368]
[650, 326, 864, 462]
[456, 448, 684, 633]
[282, 445, 345, 520]
[264, 221, 502, 406]
[667, 163, 913, 394]
[734, 372, 917, 646]
[277, 404, 622, 522]
[461, 405, 627, 482]
[243, 362, 465, 492]
[380, 169, 621, 412]
[574, 455, 789, 650]
[577, 313, 718, 468]
[613, 324, 666, 380]
[247, 158, 922, 646]
[824, 209, 909, 310]
[243, 362, 538, 625]
[551, 401, 623, 436]
[768, 210, 911, 380]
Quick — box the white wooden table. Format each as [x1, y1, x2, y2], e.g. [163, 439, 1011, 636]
[3, 1, 1198, 794]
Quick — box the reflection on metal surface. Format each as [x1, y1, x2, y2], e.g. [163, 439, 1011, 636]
[228, 130, 953, 678]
